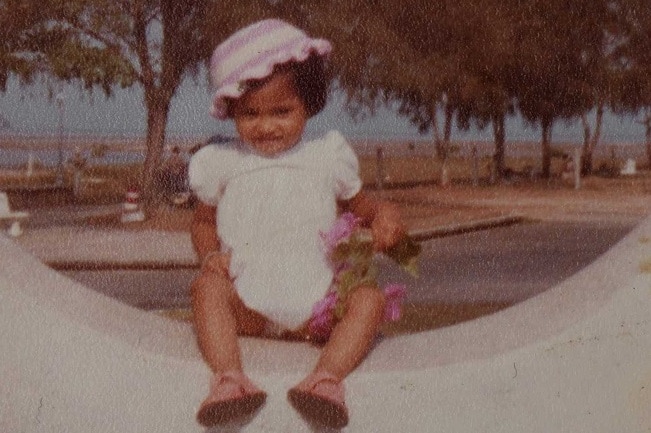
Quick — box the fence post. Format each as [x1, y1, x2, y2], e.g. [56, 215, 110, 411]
[376, 146, 385, 190]
[574, 147, 581, 190]
[472, 145, 479, 187]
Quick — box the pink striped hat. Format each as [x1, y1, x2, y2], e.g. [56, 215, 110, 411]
[209, 19, 332, 119]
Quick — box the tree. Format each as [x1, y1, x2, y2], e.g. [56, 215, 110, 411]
[284, 1, 638, 180]
[574, 2, 621, 175]
[510, 0, 612, 178]
[43, 0, 209, 209]
[1, 0, 40, 89]
[304, 1, 641, 180]
[288, 1, 521, 180]
[0, 0, 62, 90]
[452, 1, 518, 178]
[31, 0, 276, 210]
[1, 1, 131, 95]
[271, 1, 450, 159]
[612, 0, 651, 168]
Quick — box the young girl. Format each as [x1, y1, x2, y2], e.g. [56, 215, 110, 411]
[189, 19, 406, 428]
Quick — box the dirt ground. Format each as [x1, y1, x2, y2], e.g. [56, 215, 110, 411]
[388, 173, 651, 227]
[119, 172, 651, 233]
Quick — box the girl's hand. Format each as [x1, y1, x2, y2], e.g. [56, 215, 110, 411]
[201, 251, 231, 279]
[371, 202, 406, 251]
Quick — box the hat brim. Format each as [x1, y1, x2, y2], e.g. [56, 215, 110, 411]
[210, 39, 332, 119]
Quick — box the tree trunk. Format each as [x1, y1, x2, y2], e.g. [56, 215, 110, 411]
[580, 113, 592, 176]
[443, 103, 453, 146]
[492, 113, 506, 180]
[580, 104, 604, 176]
[592, 104, 604, 170]
[541, 118, 553, 178]
[643, 110, 651, 169]
[141, 91, 172, 214]
[430, 99, 454, 160]
[430, 101, 445, 160]
[646, 121, 651, 170]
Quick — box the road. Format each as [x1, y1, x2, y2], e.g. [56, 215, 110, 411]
[378, 220, 634, 304]
[62, 220, 636, 312]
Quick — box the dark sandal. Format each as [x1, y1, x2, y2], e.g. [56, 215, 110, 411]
[288, 371, 349, 429]
[196, 371, 266, 426]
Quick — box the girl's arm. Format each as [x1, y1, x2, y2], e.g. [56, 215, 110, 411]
[191, 201, 230, 276]
[191, 201, 219, 260]
[340, 191, 406, 251]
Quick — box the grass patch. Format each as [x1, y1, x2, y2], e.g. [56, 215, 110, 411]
[75, 163, 143, 205]
[0, 163, 143, 206]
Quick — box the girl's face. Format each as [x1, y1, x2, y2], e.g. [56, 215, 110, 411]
[232, 71, 308, 157]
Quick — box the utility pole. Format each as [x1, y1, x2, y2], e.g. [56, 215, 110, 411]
[55, 92, 65, 186]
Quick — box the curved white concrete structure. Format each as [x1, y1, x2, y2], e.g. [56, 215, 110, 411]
[1, 217, 650, 432]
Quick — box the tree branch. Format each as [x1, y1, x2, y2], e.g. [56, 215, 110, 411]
[131, 1, 156, 90]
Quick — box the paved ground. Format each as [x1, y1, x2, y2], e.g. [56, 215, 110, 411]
[9, 173, 651, 266]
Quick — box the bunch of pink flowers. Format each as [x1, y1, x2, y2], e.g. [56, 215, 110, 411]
[309, 212, 420, 341]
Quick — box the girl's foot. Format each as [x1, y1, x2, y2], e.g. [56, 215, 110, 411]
[287, 371, 349, 428]
[196, 371, 266, 426]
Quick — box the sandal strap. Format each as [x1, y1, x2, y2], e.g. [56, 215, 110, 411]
[308, 371, 342, 387]
[288, 371, 349, 428]
[197, 371, 267, 427]
[298, 371, 345, 403]
[209, 370, 264, 397]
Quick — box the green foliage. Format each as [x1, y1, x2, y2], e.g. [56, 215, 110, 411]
[611, 0, 651, 112]
[0, 0, 54, 89]
[329, 229, 377, 320]
[385, 236, 422, 278]
[327, 228, 419, 321]
[47, 40, 136, 94]
[284, 0, 631, 177]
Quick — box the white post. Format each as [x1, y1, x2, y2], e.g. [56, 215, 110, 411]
[376, 146, 385, 190]
[55, 92, 65, 187]
[26, 152, 34, 177]
[574, 147, 581, 190]
[471, 145, 479, 187]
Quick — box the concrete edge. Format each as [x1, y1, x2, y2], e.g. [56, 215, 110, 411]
[1, 215, 649, 432]
[43, 215, 527, 271]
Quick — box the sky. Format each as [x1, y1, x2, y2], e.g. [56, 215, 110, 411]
[0, 73, 647, 145]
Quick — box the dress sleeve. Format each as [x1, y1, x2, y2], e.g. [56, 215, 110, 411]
[327, 130, 363, 201]
[188, 145, 226, 206]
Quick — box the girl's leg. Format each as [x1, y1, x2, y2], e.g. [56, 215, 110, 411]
[190, 272, 269, 373]
[288, 286, 385, 428]
[191, 272, 269, 426]
[315, 285, 386, 379]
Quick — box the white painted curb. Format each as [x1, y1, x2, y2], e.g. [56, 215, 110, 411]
[1, 216, 650, 432]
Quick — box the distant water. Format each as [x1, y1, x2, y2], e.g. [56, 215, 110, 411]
[0, 147, 144, 168]
[0, 131, 646, 168]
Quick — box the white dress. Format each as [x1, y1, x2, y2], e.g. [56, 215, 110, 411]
[188, 130, 362, 329]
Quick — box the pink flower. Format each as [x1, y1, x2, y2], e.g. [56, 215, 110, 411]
[383, 283, 407, 322]
[309, 212, 414, 340]
[320, 212, 360, 253]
